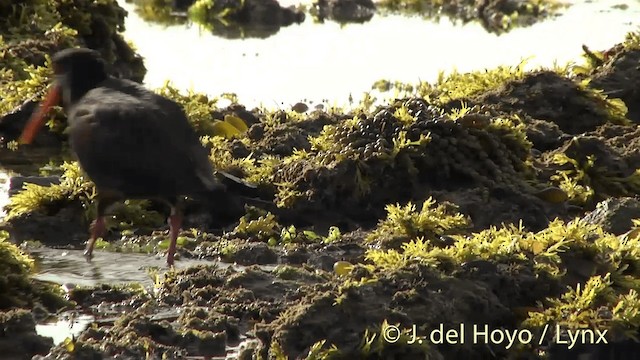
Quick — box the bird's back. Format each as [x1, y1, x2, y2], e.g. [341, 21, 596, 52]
[66, 78, 222, 198]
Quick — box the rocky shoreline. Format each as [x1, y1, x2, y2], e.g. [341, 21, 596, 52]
[1, 0, 640, 359]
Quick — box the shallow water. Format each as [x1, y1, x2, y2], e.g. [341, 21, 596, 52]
[118, 0, 640, 109]
[30, 247, 274, 352]
[30, 247, 274, 287]
[0, 170, 9, 219]
[35, 313, 95, 345]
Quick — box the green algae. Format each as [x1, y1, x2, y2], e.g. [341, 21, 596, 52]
[156, 82, 222, 135]
[189, 0, 241, 24]
[523, 273, 640, 341]
[232, 209, 341, 246]
[364, 198, 640, 285]
[365, 197, 470, 248]
[0, 0, 145, 147]
[5, 25, 640, 360]
[262, 214, 640, 358]
[550, 146, 640, 206]
[5, 161, 165, 232]
[425, 59, 532, 106]
[0, 230, 34, 275]
[0, 230, 68, 311]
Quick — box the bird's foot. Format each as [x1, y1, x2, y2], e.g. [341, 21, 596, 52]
[166, 256, 175, 268]
[166, 213, 181, 269]
[85, 217, 105, 262]
[83, 248, 94, 263]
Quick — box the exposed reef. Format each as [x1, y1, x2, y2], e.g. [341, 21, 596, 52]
[1, 3, 640, 359]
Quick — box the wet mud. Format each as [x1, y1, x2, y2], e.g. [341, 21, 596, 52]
[2, 1, 640, 359]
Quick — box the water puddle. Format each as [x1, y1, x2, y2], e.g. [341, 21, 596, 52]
[0, 170, 9, 220]
[29, 247, 275, 287]
[29, 247, 276, 349]
[118, 0, 640, 109]
[35, 313, 95, 345]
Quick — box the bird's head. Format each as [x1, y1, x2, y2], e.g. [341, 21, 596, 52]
[19, 47, 108, 144]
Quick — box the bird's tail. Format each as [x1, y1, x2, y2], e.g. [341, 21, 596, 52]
[216, 170, 257, 189]
[202, 180, 280, 222]
[194, 185, 243, 228]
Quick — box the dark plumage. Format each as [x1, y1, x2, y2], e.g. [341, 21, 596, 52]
[20, 47, 247, 266]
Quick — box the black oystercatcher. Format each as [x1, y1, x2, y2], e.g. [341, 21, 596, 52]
[19, 47, 247, 266]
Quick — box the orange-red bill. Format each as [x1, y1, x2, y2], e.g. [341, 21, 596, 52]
[19, 85, 61, 144]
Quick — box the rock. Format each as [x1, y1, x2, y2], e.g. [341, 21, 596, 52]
[236, 338, 260, 360]
[590, 47, 640, 124]
[0, 310, 54, 359]
[280, 247, 310, 265]
[307, 254, 337, 272]
[230, 242, 278, 265]
[581, 197, 640, 235]
[525, 119, 568, 152]
[0, 99, 38, 142]
[9, 176, 61, 196]
[0, 207, 88, 247]
[477, 71, 612, 134]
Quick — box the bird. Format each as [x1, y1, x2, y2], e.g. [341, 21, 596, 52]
[19, 47, 250, 267]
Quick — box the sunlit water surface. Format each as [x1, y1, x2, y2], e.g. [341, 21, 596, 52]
[118, 0, 640, 109]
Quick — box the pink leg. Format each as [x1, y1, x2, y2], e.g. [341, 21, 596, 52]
[166, 212, 182, 267]
[84, 216, 105, 260]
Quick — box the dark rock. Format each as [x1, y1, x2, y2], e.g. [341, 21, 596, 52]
[280, 247, 310, 265]
[590, 47, 640, 124]
[1, 206, 88, 248]
[237, 338, 260, 360]
[0, 100, 39, 142]
[9, 176, 61, 196]
[477, 71, 612, 134]
[525, 119, 569, 152]
[196, 0, 305, 39]
[0, 310, 54, 360]
[582, 197, 640, 235]
[230, 242, 278, 265]
[307, 254, 337, 272]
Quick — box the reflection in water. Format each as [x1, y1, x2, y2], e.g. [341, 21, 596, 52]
[29, 247, 276, 287]
[35, 313, 95, 345]
[123, 0, 190, 26]
[188, 0, 306, 39]
[116, 0, 640, 110]
[0, 170, 9, 220]
[127, 0, 306, 39]
[31, 248, 207, 287]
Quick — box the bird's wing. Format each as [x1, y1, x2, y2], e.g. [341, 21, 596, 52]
[67, 86, 219, 197]
[111, 80, 258, 191]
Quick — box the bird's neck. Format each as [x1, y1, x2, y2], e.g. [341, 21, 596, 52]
[62, 72, 108, 109]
